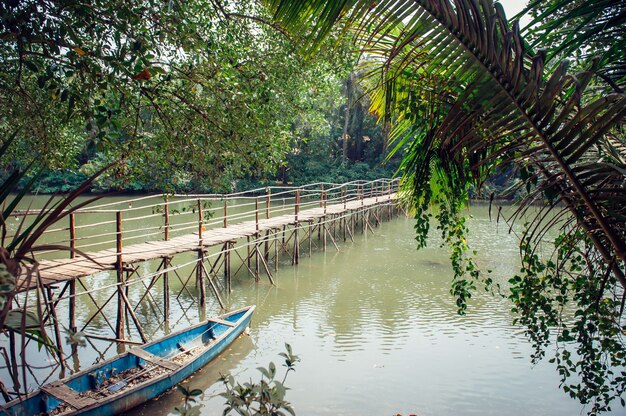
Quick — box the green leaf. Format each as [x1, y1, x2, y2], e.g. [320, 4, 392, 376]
[189, 389, 202, 397]
[176, 384, 189, 395]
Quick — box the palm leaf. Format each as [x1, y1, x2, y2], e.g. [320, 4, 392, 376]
[266, 0, 626, 409]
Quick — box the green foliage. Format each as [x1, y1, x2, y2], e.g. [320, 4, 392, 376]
[220, 343, 299, 415]
[174, 384, 203, 416]
[521, 0, 626, 90]
[0, 0, 352, 193]
[510, 229, 626, 414]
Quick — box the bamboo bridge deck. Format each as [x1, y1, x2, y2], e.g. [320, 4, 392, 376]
[20, 193, 396, 291]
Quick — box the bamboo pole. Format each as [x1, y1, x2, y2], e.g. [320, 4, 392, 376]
[200, 262, 224, 309]
[119, 285, 147, 343]
[255, 198, 259, 232]
[255, 245, 260, 282]
[274, 230, 278, 272]
[69, 213, 76, 258]
[163, 196, 170, 323]
[198, 199, 203, 244]
[197, 199, 206, 307]
[46, 287, 66, 375]
[224, 242, 232, 293]
[115, 211, 125, 342]
[164, 195, 170, 241]
[223, 199, 228, 228]
[163, 257, 170, 321]
[68, 213, 77, 345]
[246, 236, 251, 275]
[293, 190, 300, 265]
[257, 248, 275, 285]
[255, 198, 260, 280]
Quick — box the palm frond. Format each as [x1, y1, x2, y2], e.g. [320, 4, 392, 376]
[265, 0, 626, 408]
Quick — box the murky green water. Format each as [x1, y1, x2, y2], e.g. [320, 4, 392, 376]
[124, 204, 600, 416]
[2, 197, 615, 415]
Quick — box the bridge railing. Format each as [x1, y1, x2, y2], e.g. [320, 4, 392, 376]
[8, 178, 400, 261]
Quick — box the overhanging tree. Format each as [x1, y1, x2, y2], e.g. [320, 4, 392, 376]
[0, 0, 348, 397]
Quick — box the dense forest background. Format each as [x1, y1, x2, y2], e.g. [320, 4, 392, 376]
[11, 79, 404, 194]
[0, 0, 511, 197]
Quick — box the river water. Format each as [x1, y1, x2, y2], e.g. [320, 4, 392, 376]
[120, 203, 603, 416]
[1, 196, 616, 415]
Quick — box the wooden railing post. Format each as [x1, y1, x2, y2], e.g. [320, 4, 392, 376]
[116, 211, 123, 276]
[323, 190, 327, 215]
[197, 199, 206, 306]
[164, 195, 170, 241]
[223, 199, 228, 228]
[255, 198, 259, 232]
[197, 199, 204, 243]
[320, 184, 324, 207]
[295, 190, 300, 222]
[266, 188, 271, 219]
[360, 184, 364, 206]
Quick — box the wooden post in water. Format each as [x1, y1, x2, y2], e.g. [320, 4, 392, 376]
[224, 242, 232, 292]
[196, 199, 206, 307]
[274, 229, 278, 272]
[115, 211, 125, 343]
[265, 189, 271, 262]
[163, 257, 171, 320]
[388, 182, 392, 219]
[46, 287, 66, 376]
[247, 235, 251, 275]
[163, 196, 170, 322]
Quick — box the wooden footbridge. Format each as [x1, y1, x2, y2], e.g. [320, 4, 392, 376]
[8, 179, 402, 380]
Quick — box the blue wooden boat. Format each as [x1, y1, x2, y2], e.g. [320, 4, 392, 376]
[0, 305, 255, 416]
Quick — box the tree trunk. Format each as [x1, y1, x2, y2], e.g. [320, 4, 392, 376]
[381, 119, 390, 156]
[342, 73, 354, 163]
[352, 100, 364, 160]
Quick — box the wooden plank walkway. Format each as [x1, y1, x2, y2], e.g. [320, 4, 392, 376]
[18, 194, 395, 291]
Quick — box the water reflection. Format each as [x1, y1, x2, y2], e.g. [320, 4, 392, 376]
[2, 200, 616, 415]
[128, 207, 616, 416]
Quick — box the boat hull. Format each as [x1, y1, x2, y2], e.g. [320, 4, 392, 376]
[1, 306, 255, 416]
